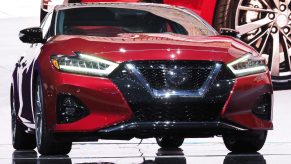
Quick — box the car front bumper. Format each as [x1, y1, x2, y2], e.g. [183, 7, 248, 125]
[39, 60, 273, 137]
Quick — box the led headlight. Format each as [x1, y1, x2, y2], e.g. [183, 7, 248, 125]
[227, 53, 267, 77]
[50, 53, 119, 77]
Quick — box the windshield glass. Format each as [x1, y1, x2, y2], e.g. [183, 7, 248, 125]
[56, 4, 217, 37]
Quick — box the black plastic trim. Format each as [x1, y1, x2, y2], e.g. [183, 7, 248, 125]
[54, 121, 247, 141]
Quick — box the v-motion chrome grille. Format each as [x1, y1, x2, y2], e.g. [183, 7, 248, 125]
[110, 61, 235, 122]
[134, 61, 215, 91]
[122, 61, 221, 98]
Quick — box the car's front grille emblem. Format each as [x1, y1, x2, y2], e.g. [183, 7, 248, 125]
[123, 61, 222, 98]
[165, 67, 188, 87]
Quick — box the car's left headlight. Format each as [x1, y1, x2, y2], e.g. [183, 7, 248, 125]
[50, 53, 119, 77]
[227, 53, 267, 77]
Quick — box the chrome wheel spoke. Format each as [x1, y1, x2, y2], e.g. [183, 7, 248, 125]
[281, 30, 291, 70]
[236, 17, 272, 35]
[283, 37, 291, 71]
[273, 0, 281, 9]
[270, 33, 280, 76]
[259, 28, 272, 55]
[286, 0, 290, 6]
[260, 0, 272, 9]
[280, 28, 291, 44]
[236, 0, 291, 79]
[248, 28, 269, 45]
[238, 6, 276, 13]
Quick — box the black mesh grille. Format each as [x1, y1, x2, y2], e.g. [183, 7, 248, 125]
[132, 103, 222, 122]
[134, 61, 214, 90]
[110, 61, 235, 123]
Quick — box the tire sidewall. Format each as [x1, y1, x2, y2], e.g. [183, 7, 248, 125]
[223, 130, 267, 152]
[226, 0, 240, 28]
[213, 0, 240, 30]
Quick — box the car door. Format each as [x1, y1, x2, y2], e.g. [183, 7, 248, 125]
[17, 12, 53, 129]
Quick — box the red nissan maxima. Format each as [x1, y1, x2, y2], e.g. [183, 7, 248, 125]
[41, 0, 291, 89]
[13, 3, 273, 155]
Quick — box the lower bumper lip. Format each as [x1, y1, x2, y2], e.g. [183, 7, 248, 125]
[98, 121, 248, 133]
[53, 121, 248, 142]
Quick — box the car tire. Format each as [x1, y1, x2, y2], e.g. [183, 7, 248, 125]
[156, 136, 184, 148]
[34, 76, 72, 155]
[222, 130, 267, 152]
[213, 0, 239, 31]
[213, 0, 291, 89]
[11, 86, 36, 150]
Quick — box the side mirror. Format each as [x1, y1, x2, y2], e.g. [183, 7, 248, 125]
[19, 27, 45, 44]
[220, 28, 241, 38]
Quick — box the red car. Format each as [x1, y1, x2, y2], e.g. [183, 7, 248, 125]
[41, 0, 291, 89]
[14, 3, 273, 155]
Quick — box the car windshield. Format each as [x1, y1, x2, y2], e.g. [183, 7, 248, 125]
[56, 4, 217, 37]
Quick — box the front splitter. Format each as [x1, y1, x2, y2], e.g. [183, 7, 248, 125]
[54, 121, 247, 142]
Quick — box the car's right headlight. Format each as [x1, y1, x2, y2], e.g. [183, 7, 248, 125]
[227, 53, 267, 77]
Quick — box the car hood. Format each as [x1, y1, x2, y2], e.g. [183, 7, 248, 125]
[43, 33, 256, 63]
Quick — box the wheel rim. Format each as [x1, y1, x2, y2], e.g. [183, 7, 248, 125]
[235, 0, 291, 81]
[35, 80, 43, 147]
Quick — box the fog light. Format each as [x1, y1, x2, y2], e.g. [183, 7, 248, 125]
[252, 94, 272, 121]
[57, 95, 89, 124]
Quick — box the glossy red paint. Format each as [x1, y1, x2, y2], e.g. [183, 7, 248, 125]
[163, 0, 217, 24]
[78, 0, 217, 24]
[55, 75, 132, 132]
[38, 57, 133, 132]
[82, 0, 138, 2]
[45, 34, 251, 63]
[35, 33, 273, 132]
[223, 72, 273, 130]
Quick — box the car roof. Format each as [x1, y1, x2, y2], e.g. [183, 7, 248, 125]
[55, 2, 188, 12]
